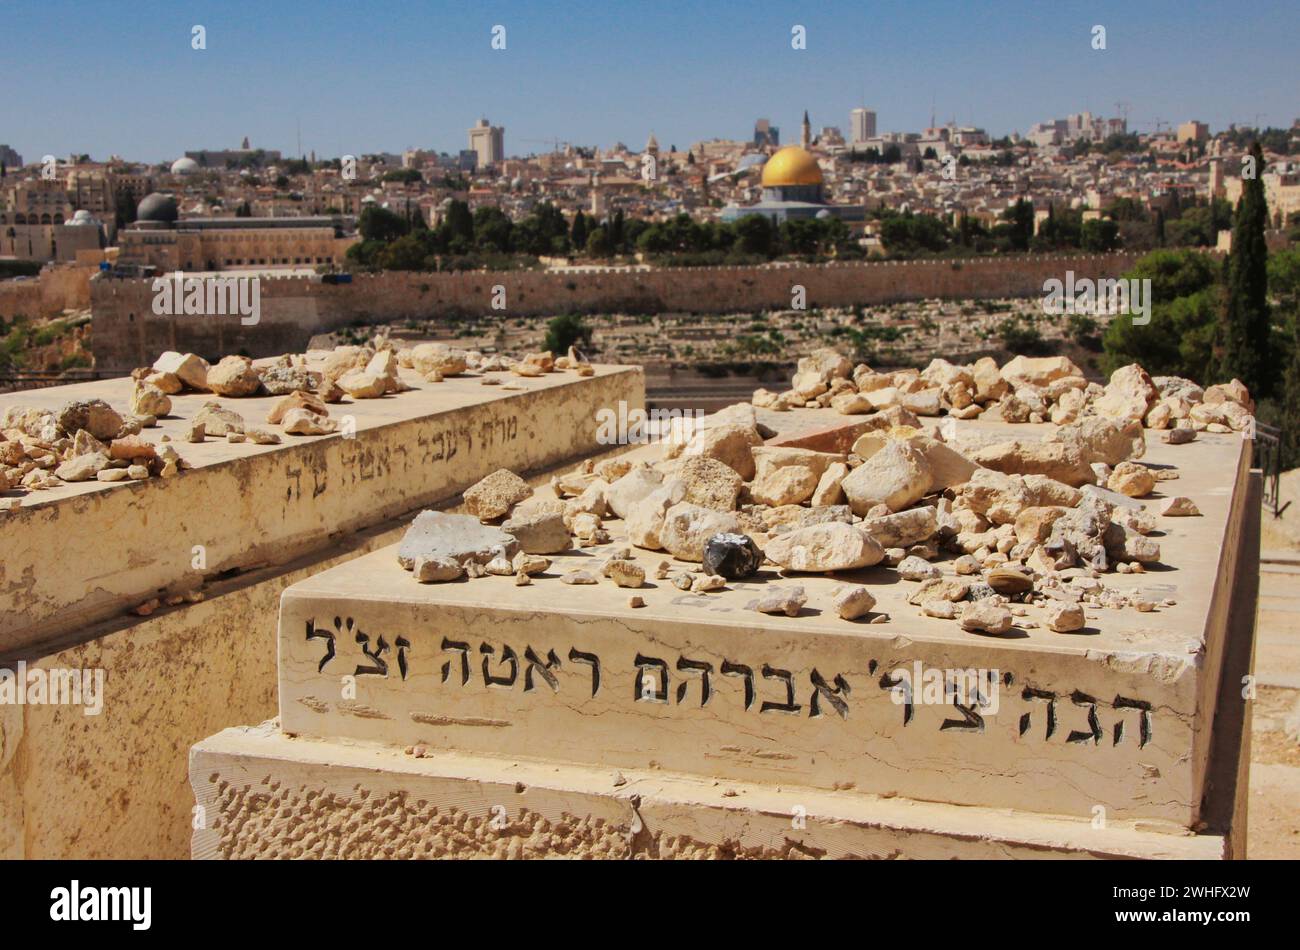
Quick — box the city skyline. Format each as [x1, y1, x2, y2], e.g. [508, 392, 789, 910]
[3, 0, 1298, 164]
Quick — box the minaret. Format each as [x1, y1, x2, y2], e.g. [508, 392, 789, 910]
[801, 111, 811, 149]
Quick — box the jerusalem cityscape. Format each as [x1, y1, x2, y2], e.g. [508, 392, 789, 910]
[0, 0, 1294, 923]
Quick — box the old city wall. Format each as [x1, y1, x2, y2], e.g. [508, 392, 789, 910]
[0, 263, 96, 321]
[91, 252, 1141, 371]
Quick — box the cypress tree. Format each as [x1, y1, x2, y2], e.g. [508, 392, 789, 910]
[1217, 141, 1272, 396]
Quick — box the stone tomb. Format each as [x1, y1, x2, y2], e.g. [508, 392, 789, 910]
[195, 420, 1258, 858]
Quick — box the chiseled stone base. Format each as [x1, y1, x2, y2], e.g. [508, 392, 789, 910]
[191, 723, 1230, 860]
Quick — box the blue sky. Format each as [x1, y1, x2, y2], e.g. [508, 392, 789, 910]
[3, 0, 1296, 163]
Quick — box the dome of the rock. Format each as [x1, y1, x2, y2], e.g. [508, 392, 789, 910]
[760, 146, 823, 187]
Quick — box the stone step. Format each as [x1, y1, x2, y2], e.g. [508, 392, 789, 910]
[191, 722, 1231, 860]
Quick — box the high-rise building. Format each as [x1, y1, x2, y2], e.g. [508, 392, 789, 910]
[850, 108, 877, 144]
[753, 119, 780, 149]
[468, 118, 505, 167]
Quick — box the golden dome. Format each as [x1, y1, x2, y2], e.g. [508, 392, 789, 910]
[760, 146, 823, 187]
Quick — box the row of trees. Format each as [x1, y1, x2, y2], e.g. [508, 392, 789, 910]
[347, 201, 858, 270]
[1103, 144, 1300, 464]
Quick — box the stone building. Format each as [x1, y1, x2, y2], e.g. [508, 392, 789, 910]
[115, 193, 356, 271]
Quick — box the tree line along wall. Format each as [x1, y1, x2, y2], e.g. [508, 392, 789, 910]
[90, 252, 1142, 372]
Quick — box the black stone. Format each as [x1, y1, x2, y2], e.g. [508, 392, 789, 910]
[702, 532, 762, 580]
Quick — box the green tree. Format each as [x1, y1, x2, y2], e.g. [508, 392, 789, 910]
[439, 199, 474, 248]
[1080, 218, 1120, 252]
[543, 313, 591, 355]
[732, 214, 775, 257]
[1102, 249, 1220, 378]
[1216, 141, 1273, 397]
[585, 226, 612, 257]
[570, 211, 589, 250]
[1002, 198, 1034, 252]
[358, 205, 408, 242]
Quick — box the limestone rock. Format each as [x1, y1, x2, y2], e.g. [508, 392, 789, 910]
[259, 362, 323, 396]
[1013, 506, 1068, 545]
[1045, 603, 1085, 633]
[365, 349, 403, 393]
[626, 479, 687, 550]
[193, 401, 246, 437]
[152, 351, 209, 390]
[701, 532, 762, 580]
[676, 423, 762, 480]
[245, 427, 281, 445]
[608, 561, 646, 588]
[896, 555, 940, 581]
[513, 552, 551, 576]
[337, 370, 389, 399]
[763, 522, 885, 572]
[859, 506, 937, 548]
[678, 456, 743, 511]
[561, 569, 600, 585]
[414, 556, 464, 583]
[1047, 417, 1145, 466]
[464, 469, 532, 522]
[397, 511, 520, 571]
[970, 439, 1093, 488]
[840, 441, 931, 514]
[749, 465, 818, 507]
[281, 408, 337, 435]
[267, 390, 329, 425]
[1107, 461, 1155, 498]
[71, 430, 107, 457]
[972, 356, 1009, 402]
[56, 399, 124, 440]
[206, 355, 263, 397]
[409, 343, 468, 377]
[1093, 363, 1158, 421]
[811, 461, 849, 507]
[501, 504, 570, 553]
[830, 391, 873, 415]
[605, 465, 664, 519]
[752, 586, 807, 617]
[959, 601, 1013, 635]
[55, 450, 109, 482]
[659, 502, 743, 562]
[1159, 496, 1201, 517]
[1000, 355, 1083, 388]
[832, 585, 876, 620]
[108, 435, 156, 462]
[922, 600, 958, 619]
[751, 446, 844, 483]
[131, 381, 172, 418]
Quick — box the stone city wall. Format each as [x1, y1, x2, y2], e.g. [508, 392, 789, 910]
[90, 253, 1142, 372]
[0, 263, 96, 321]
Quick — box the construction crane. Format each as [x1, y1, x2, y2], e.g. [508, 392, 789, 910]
[518, 137, 571, 154]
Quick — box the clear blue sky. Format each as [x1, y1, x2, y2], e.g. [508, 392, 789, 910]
[3, 0, 1296, 163]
